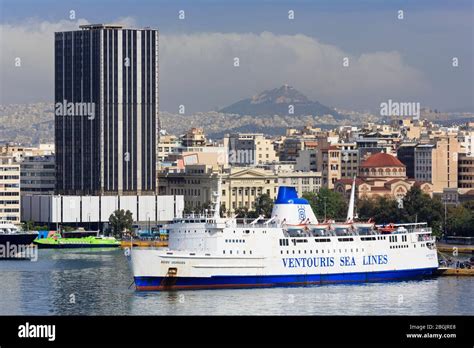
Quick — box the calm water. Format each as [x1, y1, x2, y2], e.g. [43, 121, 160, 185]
[0, 249, 473, 316]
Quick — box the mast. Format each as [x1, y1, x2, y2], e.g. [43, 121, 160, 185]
[346, 176, 356, 223]
[213, 173, 222, 219]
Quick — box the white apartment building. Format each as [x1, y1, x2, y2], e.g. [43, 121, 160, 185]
[0, 156, 21, 224]
[224, 133, 278, 166]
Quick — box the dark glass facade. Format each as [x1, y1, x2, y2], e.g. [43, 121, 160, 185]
[397, 144, 416, 179]
[55, 25, 159, 195]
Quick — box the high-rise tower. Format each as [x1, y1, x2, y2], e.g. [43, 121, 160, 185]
[55, 24, 159, 195]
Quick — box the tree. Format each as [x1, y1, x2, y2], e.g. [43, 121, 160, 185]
[220, 205, 227, 217]
[254, 193, 274, 217]
[108, 209, 133, 238]
[357, 196, 405, 224]
[446, 205, 472, 237]
[402, 186, 443, 236]
[303, 189, 347, 221]
[22, 220, 35, 231]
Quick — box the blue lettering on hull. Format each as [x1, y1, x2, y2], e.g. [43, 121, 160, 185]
[134, 267, 437, 291]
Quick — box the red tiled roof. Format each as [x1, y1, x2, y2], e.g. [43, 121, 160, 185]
[360, 152, 405, 168]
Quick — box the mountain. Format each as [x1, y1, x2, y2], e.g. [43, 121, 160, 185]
[219, 85, 345, 119]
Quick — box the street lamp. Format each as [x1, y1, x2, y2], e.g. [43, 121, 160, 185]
[56, 194, 61, 232]
[146, 212, 150, 235]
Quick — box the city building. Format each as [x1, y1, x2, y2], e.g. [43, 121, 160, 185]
[458, 152, 474, 191]
[336, 143, 359, 179]
[0, 143, 54, 162]
[224, 133, 278, 166]
[20, 155, 56, 195]
[55, 24, 159, 195]
[157, 134, 181, 162]
[158, 165, 321, 215]
[181, 128, 207, 147]
[0, 156, 21, 224]
[414, 135, 460, 193]
[397, 143, 417, 179]
[316, 145, 341, 189]
[295, 149, 317, 172]
[21, 194, 183, 229]
[335, 152, 432, 200]
[458, 128, 474, 156]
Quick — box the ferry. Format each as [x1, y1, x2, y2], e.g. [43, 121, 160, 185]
[34, 230, 120, 249]
[129, 179, 438, 291]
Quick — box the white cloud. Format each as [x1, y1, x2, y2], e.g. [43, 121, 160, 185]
[0, 18, 429, 112]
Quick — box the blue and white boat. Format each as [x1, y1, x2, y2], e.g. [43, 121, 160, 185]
[129, 180, 438, 290]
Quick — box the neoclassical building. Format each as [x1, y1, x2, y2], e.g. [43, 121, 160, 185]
[334, 152, 433, 200]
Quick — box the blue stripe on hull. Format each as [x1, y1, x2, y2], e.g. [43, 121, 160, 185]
[134, 267, 438, 291]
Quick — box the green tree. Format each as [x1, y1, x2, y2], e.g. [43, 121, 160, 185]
[303, 189, 347, 221]
[234, 207, 249, 218]
[219, 205, 227, 217]
[234, 207, 258, 219]
[254, 193, 274, 217]
[108, 209, 133, 238]
[22, 220, 35, 231]
[402, 186, 443, 236]
[446, 205, 472, 237]
[357, 196, 405, 224]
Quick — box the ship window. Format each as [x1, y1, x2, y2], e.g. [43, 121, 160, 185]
[230, 250, 232, 254]
[310, 250, 312, 254]
[250, 251, 252, 254]
[287, 250, 289, 254]
[321, 250, 324, 253]
[223, 250, 225, 254]
[244, 250, 246, 254]
[356, 249, 358, 252]
[304, 250, 306, 254]
[281, 250, 283, 254]
[292, 250, 295, 254]
[298, 250, 301, 254]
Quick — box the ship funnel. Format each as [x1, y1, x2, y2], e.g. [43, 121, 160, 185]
[271, 187, 319, 226]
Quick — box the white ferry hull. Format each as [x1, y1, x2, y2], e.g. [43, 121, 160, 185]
[131, 239, 438, 291]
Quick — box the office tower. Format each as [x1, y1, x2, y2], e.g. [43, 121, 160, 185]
[414, 134, 460, 193]
[55, 24, 159, 195]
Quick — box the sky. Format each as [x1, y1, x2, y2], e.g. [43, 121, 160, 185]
[0, 0, 473, 113]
